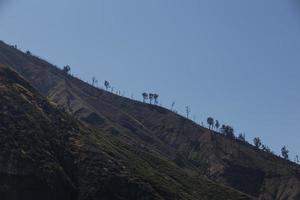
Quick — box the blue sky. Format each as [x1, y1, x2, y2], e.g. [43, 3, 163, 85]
[0, 0, 299, 159]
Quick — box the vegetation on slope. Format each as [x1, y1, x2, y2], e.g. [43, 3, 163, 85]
[0, 65, 253, 199]
[1, 40, 300, 199]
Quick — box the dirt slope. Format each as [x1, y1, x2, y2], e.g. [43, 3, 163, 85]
[0, 65, 252, 199]
[1, 40, 300, 199]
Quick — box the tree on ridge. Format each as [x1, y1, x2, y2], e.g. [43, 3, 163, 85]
[253, 137, 262, 149]
[207, 117, 214, 130]
[281, 146, 289, 160]
[142, 93, 148, 103]
[104, 80, 110, 90]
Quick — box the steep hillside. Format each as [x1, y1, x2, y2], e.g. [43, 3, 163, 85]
[0, 65, 253, 200]
[1, 40, 300, 199]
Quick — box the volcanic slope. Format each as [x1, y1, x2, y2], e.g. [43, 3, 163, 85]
[1, 40, 300, 199]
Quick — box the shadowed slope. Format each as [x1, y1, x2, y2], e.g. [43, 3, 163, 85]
[1, 40, 300, 199]
[0, 65, 253, 200]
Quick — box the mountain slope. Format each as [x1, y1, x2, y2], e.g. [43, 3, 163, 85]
[1, 40, 300, 199]
[0, 65, 252, 199]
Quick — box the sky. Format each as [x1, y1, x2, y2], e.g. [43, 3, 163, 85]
[0, 0, 299, 159]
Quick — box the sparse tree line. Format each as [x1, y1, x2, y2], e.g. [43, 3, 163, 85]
[62, 66, 126, 96]
[60, 65, 160, 103]
[103, 80, 127, 96]
[142, 93, 159, 104]
[63, 65, 71, 74]
[253, 137, 272, 154]
[53, 64, 300, 165]
[10, 49, 299, 165]
[202, 116, 298, 163]
[68, 65, 300, 164]
[174, 104, 299, 163]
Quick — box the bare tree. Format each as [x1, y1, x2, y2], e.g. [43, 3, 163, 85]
[185, 106, 191, 119]
[171, 102, 175, 111]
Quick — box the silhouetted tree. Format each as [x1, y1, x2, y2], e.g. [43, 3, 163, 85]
[226, 126, 235, 139]
[220, 125, 226, 134]
[185, 106, 191, 119]
[220, 125, 235, 138]
[215, 120, 220, 131]
[149, 93, 154, 104]
[104, 80, 110, 90]
[63, 65, 71, 74]
[142, 93, 148, 103]
[238, 133, 246, 142]
[92, 77, 98, 86]
[26, 50, 31, 55]
[153, 94, 159, 104]
[171, 102, 175, 111]
[261, 144, 272, 154]
[253, 137, 262, 149]
[296, 155, 299, 164]
[207, 117, 214, 130]
[281, 146, 289, 160]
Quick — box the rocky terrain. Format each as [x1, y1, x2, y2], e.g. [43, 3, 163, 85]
[0, 65, 253, 200]
[0, 40, 300, 199]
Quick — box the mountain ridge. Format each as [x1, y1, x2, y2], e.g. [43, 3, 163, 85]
[0, 64, 253, 200]
[0, 40, 300, 199]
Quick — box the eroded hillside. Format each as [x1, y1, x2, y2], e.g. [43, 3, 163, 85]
[0, 65, 253, 199]
[1, 40, 300, 199]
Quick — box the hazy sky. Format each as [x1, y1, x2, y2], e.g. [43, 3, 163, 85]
[0, 0, 299, 158]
